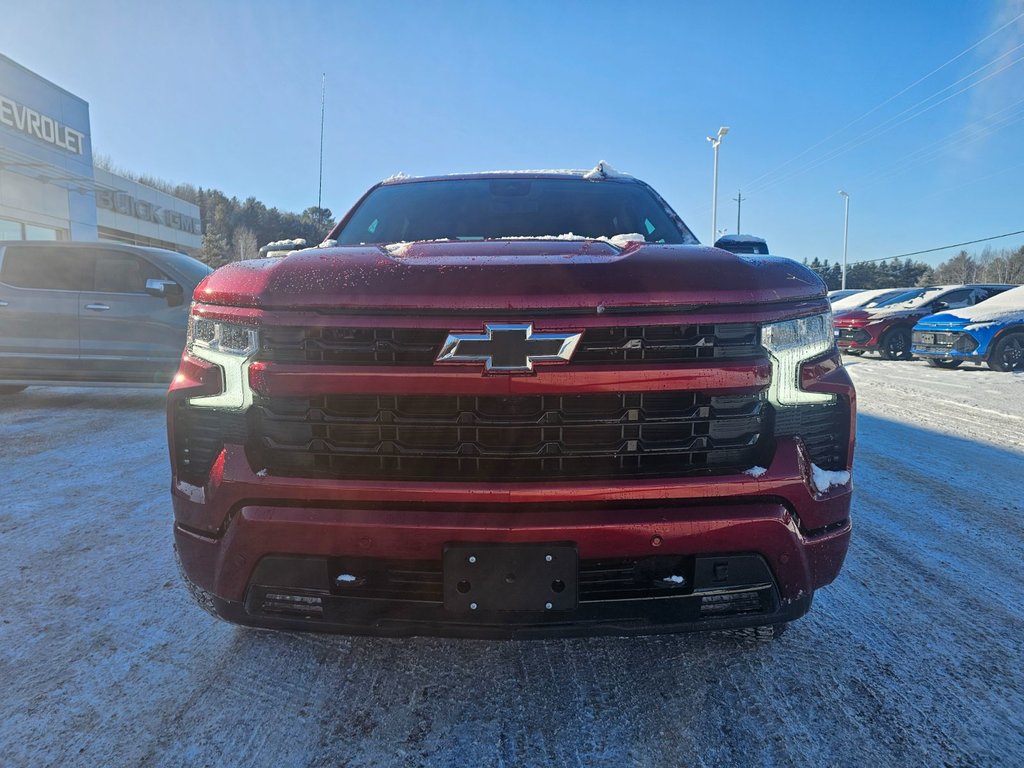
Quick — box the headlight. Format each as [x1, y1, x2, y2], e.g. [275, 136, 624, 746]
[187, 316, 259, 356]
[762, 312, 835, 405]
[186, 314, 259, 409]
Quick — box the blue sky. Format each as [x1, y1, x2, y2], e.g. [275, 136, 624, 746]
[3, 0, 1023, 266]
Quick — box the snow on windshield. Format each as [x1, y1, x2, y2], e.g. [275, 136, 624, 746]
[882, 286, 947, 309]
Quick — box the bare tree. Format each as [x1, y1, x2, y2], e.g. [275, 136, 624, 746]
[233, 226, 259, 262]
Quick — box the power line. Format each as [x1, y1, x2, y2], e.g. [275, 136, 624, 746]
[736, 11, 1024, 193]
[745, 47, 1024, 195]
[848, 229, 1024, 266]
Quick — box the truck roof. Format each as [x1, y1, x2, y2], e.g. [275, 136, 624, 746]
[379, 162, 639, 186]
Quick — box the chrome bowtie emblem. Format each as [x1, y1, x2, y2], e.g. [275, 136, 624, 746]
[436, 323, 582, 373]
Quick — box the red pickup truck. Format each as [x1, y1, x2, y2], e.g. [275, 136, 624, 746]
[168, 168, 855, 639]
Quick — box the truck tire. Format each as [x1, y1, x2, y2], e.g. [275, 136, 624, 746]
[879, 327, 912, 360]
[0, 385, 27, 395]
[987, 331, 1024, 372]
[925, 358, 961, 369]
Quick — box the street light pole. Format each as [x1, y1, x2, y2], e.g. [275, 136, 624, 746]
[838, 190, 850, 290]
[707, 126, 729, 244]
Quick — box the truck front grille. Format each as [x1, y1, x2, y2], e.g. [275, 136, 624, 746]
[248, 391, 768, 482]
[260, 323, 761, 366]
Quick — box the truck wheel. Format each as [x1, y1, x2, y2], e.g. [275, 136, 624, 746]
[0, 385, 27, 395]
[879, 328, 912, 360]
[987, 332, 1024, 372]
[722, 623, 788, 643]
[174, 544, 222, 620]
[925, 358, 961, 369]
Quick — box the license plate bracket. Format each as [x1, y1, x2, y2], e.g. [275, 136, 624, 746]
[443, 543, 578, 613]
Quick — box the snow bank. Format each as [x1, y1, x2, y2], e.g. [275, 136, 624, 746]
[811, 464, 851, 493]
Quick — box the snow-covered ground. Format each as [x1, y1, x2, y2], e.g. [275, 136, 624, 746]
[1, 358, 1022, 766]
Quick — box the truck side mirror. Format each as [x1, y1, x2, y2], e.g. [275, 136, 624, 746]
[145, 278, 184, 306]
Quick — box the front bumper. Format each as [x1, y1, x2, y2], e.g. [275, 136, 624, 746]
[173, 436, 851, 637]
[835, 324, 880, 351]
[911, 327, 986, 361]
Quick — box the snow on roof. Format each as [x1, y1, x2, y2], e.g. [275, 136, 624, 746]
[262, 238, 307, 249]
[941, 285, 1024, 325]
[380, 161, 635, 184]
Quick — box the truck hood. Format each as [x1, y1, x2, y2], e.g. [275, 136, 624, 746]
[194, 240, 825, 312]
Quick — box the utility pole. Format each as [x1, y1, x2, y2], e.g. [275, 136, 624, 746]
[707, 126, 729, 244]
[734, 190, 744, 235]
[318, 73, 326, 212]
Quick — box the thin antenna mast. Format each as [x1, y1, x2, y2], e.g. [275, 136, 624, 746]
[318, 73, 326, 211]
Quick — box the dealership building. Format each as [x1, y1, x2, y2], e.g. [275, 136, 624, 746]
[0, 54, 201, 253]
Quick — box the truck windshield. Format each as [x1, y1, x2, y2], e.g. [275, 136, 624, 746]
[334, 177, 695, 245]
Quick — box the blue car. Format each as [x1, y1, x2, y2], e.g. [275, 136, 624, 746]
[911, 285, 1024, 371]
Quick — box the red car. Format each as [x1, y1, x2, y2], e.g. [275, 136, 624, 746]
[169, 167, 855, 639]
[834, 284, 1013, 359]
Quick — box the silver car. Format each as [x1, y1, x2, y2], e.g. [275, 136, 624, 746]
[0, 241, 212, 393]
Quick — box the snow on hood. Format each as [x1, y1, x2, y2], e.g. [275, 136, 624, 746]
[384, 232, 647, 257]
[194, 240, 827, 312]
[932, 285, 1024, 326]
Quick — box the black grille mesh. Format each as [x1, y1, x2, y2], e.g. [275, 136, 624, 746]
[260, 323, 761, 366]
[248, 391, 768, 482]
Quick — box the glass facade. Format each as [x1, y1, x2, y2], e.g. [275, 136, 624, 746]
[0, 54, 200, 254]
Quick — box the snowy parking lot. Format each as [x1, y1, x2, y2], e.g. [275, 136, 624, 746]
[1, 358, 1022, 767]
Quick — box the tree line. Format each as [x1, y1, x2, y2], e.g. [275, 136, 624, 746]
[803, 246, 1024, 290]
[95, 155, 336, 267]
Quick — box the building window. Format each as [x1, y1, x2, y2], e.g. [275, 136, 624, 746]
[24, 224, 62, 240]
[0, 218, 22, 240]
[0, 219, 65, 241]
